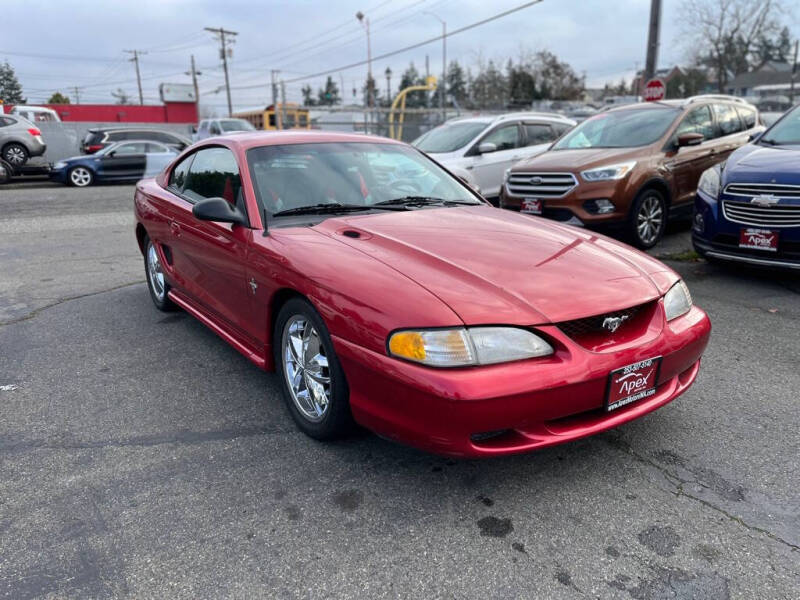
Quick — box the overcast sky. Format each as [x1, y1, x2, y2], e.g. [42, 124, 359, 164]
[2, 0, 797, 113]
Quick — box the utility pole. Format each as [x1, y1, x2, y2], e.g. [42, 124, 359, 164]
[71, 86, 82, 104]
[271, 69, 281, 129]
[790, 40, 799, 104]
[205, 26, 238, 116]
[424, 11, 447, 122]
[643, 0, 661, 83]
[356, 11, 373, 108]
[124, 49, 147, 105]
[280, 80, 287, 129]
[185, 55, 202, 114]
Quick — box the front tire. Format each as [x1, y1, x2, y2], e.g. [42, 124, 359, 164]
[144, 236, 176, 311]
[628, 188, 667, 249]
[274, 298, 353, 440]
[68, 166, 94, 187]
[2, 143, 28, 167]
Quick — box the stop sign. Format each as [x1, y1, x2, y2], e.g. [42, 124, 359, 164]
[643, 78, 666, 102]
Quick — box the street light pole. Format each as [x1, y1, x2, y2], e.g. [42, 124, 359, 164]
[424, 11, 446, 122]
[385, 66, 392, 104]
[356, 11, 373, 108]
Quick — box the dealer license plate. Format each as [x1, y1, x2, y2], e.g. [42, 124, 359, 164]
[606, 357, 661, 412]
[521, 198, 543, 215]
[739, 228, 778, 252]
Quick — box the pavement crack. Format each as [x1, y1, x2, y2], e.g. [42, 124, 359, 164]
[601, 434, 800, 553]
[0, 280, 145, 327]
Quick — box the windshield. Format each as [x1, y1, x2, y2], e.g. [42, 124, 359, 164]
[760, 106, 800, 145]
[248, 142, 481, 216]
[220, 118, 256, 132]
[553, 107, 680, 149]
[413, 121, 489, 153]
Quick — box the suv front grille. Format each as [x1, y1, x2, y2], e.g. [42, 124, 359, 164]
[724, 183, 800, 199]
[722, 200, 800, 228]
[506, 172, 577, 198]
[558, 304, 645, 340]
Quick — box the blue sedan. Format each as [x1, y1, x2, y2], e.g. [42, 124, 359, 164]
[50, 140, 178, 187]
[693, 105, 800, 270]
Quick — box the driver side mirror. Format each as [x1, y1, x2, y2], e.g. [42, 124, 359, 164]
[192, 197, 247, 226]
[191, 125, 198, 134]
[107, 151, 116, 157]
[677, 132, 704, 148]
[477, 142, 497, 154]
[748, 131, 762, 142]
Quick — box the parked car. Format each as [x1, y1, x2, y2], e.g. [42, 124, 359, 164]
[0, 114, 46, 167]
[81, 128, 191, 154]
[500, 96, 762, 248]
[760, 111, 784, 128]
[193, 118, 256, 141]
[693, 103, 800, 270]
[412, 112, 576, 198]
[134, 130, 710, 457]
[10, 105, 61, 123]
[50, 140, 177, 187]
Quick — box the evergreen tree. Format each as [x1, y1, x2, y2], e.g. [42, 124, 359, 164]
[301, 85, 316, 106]
[470, 60, 508, 109]
[445, 60, 468, 107]
[361, 74, 377, 107]
[48, 91, 70, 104]
[0, 61, 26, 104]
[399, 62, 426, 108]
[317, 76, 340, 106]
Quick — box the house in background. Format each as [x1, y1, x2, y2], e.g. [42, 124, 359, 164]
[727, 61, 798, 102]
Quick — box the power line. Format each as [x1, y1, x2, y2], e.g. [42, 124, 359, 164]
[223, 0, 544, 92]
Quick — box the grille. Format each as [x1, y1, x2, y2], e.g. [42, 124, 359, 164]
[558, 304, 644, 339]
[722, 200, 800, 228]
[724, 183, 800, 199]
[506, 172, 577, 198]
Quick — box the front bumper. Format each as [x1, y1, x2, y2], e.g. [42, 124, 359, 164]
[48, 168, 69, 184]
[333, 304, 711, 457]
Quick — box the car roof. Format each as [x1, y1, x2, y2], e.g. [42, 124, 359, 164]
[208, 130, 406, 150]
[447, 112, 575, 125]
[605, 97, 757, 113]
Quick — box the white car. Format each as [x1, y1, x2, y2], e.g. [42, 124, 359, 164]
[10, 106, 61, 123]
[413, 112, 575, 198]
[193, 118, 256, 141]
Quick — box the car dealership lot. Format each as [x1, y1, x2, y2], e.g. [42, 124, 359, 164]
[1, 184, 798, 598]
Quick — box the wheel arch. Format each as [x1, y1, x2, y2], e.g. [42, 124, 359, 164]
[265, 287, 308, 371]
[135, 223, 148, 255]
[635, 177, 672, 207]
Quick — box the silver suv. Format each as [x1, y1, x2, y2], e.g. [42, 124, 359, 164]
[0, 114, 47, 167]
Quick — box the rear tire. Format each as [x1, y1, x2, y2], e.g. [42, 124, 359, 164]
[274, 297, 353, 440]
[143, 236, 176, 312]
[2, 143, 28, 167]
[628, 188, 667, 249]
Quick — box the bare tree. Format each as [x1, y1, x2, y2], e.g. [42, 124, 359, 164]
[677, 0, 789, 91]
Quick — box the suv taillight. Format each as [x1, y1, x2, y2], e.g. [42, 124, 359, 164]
[86, 144, 104, 153]
[27, 127, 42, 136]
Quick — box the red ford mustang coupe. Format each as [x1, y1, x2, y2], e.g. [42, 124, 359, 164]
[134, 131, 710, 458]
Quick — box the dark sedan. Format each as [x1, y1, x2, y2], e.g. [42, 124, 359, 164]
[50, 140, 178, 187]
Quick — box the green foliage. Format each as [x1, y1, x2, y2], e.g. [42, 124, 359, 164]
[47, 91, 70, 104]
[317, 76, 340, 106]
[0, 61, 26, 104]
[301, 85, 316, 106]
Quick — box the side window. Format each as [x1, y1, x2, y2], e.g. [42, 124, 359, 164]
[713, 104, 743, 136]
[0, 117, 12, 127]
[145, 142, 168, 153]
[168, 154, 193, 191]
[209, 121, 222, 135]
[480, 124, 521, 151]
[675, 105, 715, 140]
[736, 106, 757, 129]
[113, 142, 147, 155]
[552, 122, 571, 136]
[523, 123, 556, 146]
[108, 131, 126, 142]
[183, 147, 243, 212]
[198, 121, 209, 133]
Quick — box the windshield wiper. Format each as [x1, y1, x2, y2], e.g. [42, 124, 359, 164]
[759, 138, 781, 146]
[272, 202, 403, 217]
[374, 196, 478, 207]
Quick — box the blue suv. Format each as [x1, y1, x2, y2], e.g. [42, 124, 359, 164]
[693, 105, 800, 270]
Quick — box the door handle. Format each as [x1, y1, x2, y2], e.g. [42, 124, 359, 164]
[170, 221, 181, 236]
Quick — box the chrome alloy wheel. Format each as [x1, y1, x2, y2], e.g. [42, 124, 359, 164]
[636, 195, 664, 246]
[146, 242, 166, 302]
[5, 145, 26, 165]
[69, 167, 92, 187]
[282, 316, 331, 422]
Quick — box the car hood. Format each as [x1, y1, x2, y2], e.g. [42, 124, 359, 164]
[724, 143, 800, 184]
[511, 146, 644, 172]
[314, 205, 676, 325]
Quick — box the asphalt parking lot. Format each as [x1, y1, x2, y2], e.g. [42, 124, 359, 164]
[1, 182, 798, 599]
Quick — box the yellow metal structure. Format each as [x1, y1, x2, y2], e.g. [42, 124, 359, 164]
[234, 103, 311, 130]
[388, 76, 437, 140]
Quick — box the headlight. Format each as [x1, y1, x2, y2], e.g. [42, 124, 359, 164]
[664, 280, 692, 321]
[503, 168, 511, 184]
[580, 161, 636, 182]
[698, 164, 721, 198]
[388, 326, 554, 367]
[53, 161, 67, 169]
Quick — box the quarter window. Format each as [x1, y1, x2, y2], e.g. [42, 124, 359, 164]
[736, 105, 757, 129]
[713, 104, 743, 136]
[169, 154, 193, 191]
[183, 147, 244, 213]
[523, 124, 556, 146]
[113, 142, 147, 154]
[675, 105, 715, 140]
[480, 124, 520, 151]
